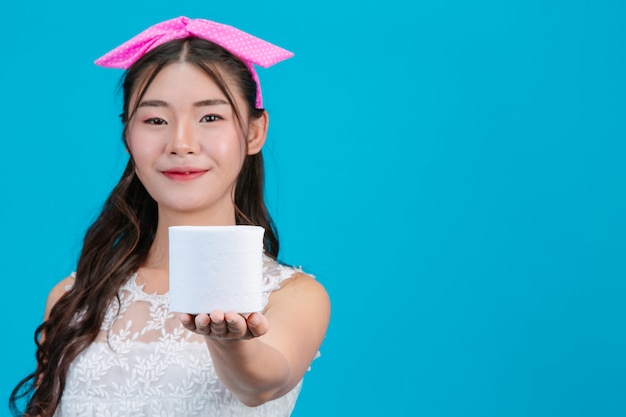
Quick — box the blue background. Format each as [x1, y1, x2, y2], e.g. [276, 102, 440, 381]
[2, 0, 625, 416]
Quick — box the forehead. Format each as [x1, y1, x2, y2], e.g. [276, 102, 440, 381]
[127, 61, 250, 121]
[140, 62, 245, 102]
[139, 62, 225, 98]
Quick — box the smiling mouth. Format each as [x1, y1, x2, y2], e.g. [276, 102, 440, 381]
[163, 169, 208, 181]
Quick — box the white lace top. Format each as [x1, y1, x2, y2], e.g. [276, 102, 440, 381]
[55, 257, 309, 417]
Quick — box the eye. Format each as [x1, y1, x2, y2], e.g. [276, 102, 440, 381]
[200, 114, 223, 123]
[144, 117, 167, 125]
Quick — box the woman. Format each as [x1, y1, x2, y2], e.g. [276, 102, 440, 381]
[11, 16, 330, 417]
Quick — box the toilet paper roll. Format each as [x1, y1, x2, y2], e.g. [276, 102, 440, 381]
[168, 225, 265, 314]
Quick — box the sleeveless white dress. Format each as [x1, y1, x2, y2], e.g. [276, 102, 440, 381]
[55, 256, 312, 417]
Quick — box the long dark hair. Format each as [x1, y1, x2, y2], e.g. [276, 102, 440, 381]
[10, 37, 279, 417]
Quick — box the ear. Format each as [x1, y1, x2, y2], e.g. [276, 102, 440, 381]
[246, 111, 269, 155]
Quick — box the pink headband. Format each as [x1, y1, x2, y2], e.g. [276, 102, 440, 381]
[94, 16, 294, 108]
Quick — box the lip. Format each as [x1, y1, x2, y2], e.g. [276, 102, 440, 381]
[162, 167, 209, 181]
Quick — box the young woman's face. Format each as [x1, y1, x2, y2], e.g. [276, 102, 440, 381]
[126, 62, 266, 223]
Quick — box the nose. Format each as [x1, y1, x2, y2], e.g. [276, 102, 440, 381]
[166, 121, 200, 155]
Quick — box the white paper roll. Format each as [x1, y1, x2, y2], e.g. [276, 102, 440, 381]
[168, 225, 265, 314]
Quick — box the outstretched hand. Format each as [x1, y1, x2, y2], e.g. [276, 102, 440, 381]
[177, 311, 269, 340]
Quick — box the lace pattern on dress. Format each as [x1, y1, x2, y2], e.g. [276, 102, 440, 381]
[55, 256, 309, 417]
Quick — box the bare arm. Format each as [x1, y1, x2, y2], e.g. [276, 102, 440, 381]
[44, 275, 75, 321]
[179, 273, 330, 406]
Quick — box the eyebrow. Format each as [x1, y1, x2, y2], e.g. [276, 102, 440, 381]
[137, 98, 230, 108]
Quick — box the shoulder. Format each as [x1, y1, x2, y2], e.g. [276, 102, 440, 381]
[278, 271, 327, 296]
[263, 257, 324, 291]
[44, 274, 75, 321]
[268, 266, 331, 319]
[262, 256, 330, 309]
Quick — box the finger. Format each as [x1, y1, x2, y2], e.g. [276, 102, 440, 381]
[246, 312, 269, 338]
[209, 310, 227, 336]
[178, 313, 197, 331]
[224, 311, 247, 337]
[194, 313, 212, 333]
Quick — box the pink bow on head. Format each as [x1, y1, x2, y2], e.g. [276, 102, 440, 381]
[94, 16, 294, 108]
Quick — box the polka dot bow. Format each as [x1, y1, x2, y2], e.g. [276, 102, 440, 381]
[94, 16, 294, 108]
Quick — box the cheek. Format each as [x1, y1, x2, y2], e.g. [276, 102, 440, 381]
[127, 143, 157, 183]
[127, 126, 162, 165]
[209, 134, 247, 166]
